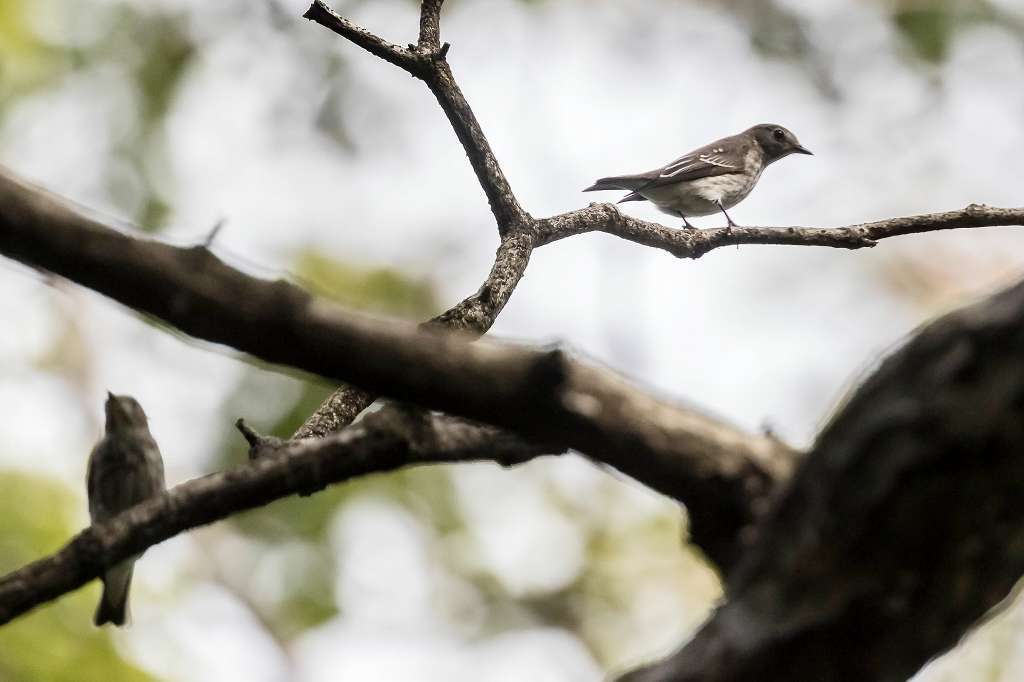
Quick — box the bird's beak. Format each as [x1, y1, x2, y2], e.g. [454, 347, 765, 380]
[793, 145, 813, 155]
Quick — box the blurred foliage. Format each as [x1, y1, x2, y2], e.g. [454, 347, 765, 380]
[120, 9, 195, 231]
[894, 2, 958, 62]
[711, 0, 1019, 82]
[0, 472, 156, 682]
[293, 249, 439, 319]
[889, 0, 1003, 63]
[0, 0, 64, 104]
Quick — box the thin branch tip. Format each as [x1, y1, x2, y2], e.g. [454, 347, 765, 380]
[302, 1, 327, 21]
[533, 346, 570, 390]
[202, 217, 226, 248]
[235, 418, 262, 447]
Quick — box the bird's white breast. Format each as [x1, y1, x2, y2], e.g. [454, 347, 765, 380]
[696, 147, 763, 208]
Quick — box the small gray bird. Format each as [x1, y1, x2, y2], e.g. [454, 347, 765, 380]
[87, 392, 165, 626]
[584, 123, 812, 230]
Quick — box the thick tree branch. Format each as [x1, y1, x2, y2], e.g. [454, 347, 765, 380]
[617, 276, 1024, 682]
[0, 167, 787, 568]
[0, 410, 557, 624]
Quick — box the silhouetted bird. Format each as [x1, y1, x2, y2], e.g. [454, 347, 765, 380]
[87, 392, 165, 626]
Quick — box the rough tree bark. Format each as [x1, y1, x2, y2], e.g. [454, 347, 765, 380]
[618, 278, 1024, 682]
[0, 3, 1022, 682]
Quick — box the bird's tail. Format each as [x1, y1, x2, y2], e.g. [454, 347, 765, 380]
[94, 561, 134, 627]
[582, 173, 649, 193]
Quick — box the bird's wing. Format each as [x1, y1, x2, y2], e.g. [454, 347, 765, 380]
[584, 135, 748, 193]
[642, 138, 748, 189]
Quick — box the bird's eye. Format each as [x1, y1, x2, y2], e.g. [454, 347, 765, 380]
[772, 128, 785, 141]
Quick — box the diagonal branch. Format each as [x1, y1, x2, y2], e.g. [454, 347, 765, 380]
[295, 228, 535, 439]
[295, 0, 532, 437]
[302, 1, 427, 75]
[0, 410, 558, 625]
[419, 58, 530, 234]
[305, 1, 529, 235]
[0, 166, 790, 568]
[616, 276, 1024, 682]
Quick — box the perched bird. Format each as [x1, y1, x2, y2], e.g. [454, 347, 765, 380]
[584, 123, 812, 230]
[87, 392, 165, 627]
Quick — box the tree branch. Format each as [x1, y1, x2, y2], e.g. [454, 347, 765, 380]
[302, 1, 427, 75]
[418, 0, 445, 50]
[305, 1, 529, 235]
[537, 203, 1024, 258]
[617, 276, 1024, 682]
[295, 228, 535, 439]
[0, 410, 557, 624]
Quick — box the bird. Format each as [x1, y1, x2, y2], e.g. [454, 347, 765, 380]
[583, 123, 812, 230]
[87, 392, 166, 627]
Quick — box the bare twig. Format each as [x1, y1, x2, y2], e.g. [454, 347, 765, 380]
[536, 202, 1024, 258]
[304, 1, 528, 235]
[302, 1, 426, 75]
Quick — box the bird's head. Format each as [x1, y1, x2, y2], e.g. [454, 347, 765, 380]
[104, 392, 149, 432]
[749, 124, 812, 164]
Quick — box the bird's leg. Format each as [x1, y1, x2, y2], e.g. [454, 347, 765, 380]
[715, 201, 737, 232]
[679, 214, 696, 230]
